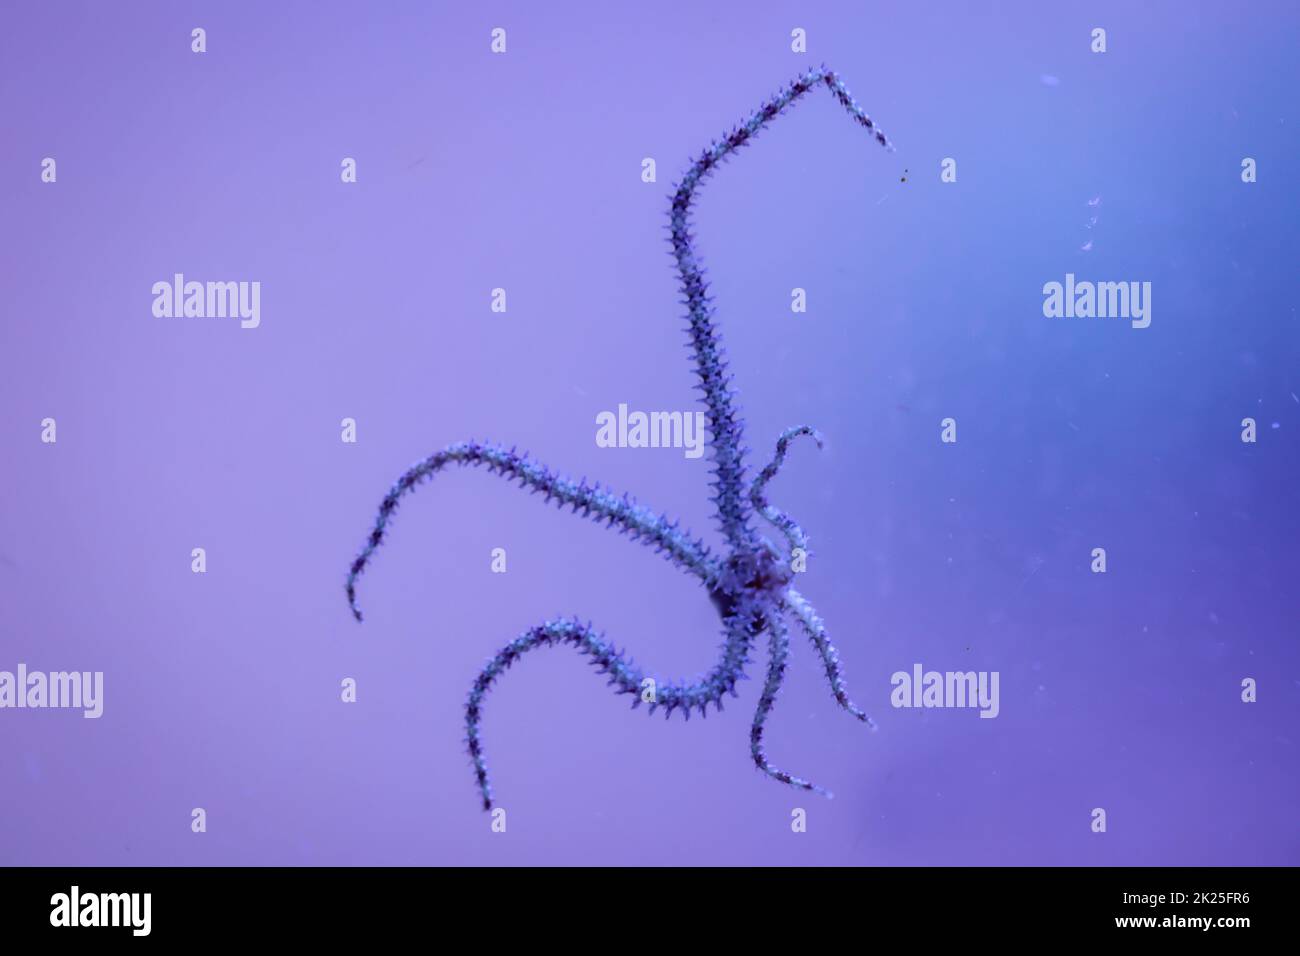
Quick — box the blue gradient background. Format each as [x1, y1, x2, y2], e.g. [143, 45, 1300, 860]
[2, 1, 1297, 865]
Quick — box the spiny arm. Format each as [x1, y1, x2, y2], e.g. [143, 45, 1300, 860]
[785, 587, 876, 728]
[750, 613, 830, 796]
[749, 425, 822, 553]
[466, 613, 759, 809]
[670, 67, 892, 552]
[345, 440, 721, 620]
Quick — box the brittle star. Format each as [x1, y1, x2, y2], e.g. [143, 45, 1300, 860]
[346, 66, 892, 810]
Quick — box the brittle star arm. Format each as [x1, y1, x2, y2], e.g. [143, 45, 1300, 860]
[670, 66, 892, 553]
[749, 613, 829, 797]
[465, 614, 759, 810]
[345, 440, 723, 620]
[748, 425, 822, 554]
[784, 587, 876, 728]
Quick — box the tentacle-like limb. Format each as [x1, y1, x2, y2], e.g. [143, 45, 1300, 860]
[748, 426, 822, 553]
[749, 615, 830, 797]
[785, 588, 876, 729]
[671, 66, 891, 552]
[465, 615, 760, 810]
[346, 440, 722, 620]
[644, 607, 760, 721]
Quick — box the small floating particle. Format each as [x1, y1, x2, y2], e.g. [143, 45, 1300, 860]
[1087, 195, 1101, 207]
[1080, 240, 1093, 252]
[1040, 74, 1060, 86]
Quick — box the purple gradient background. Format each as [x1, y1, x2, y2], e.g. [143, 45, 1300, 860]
[2, 1, 1298, 866]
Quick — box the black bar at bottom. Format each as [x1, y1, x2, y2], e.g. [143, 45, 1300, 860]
[0, 866, 1282, 942]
